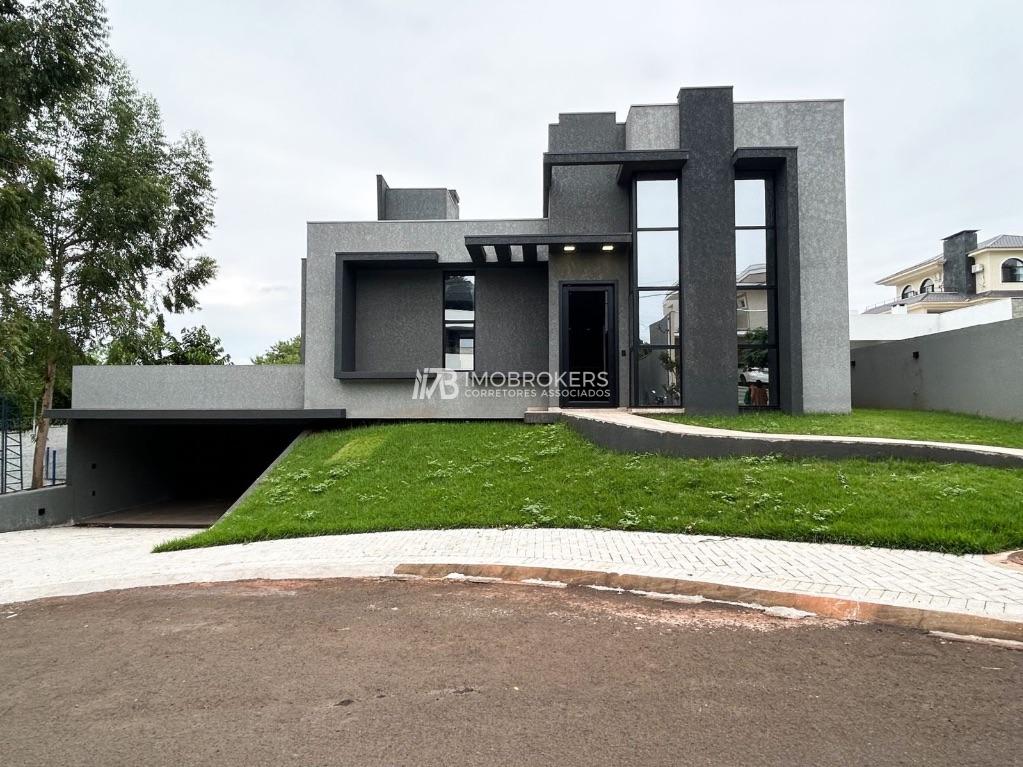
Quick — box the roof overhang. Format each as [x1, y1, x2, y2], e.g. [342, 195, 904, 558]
[45, 409, 346, 423]
[875, 257, 944, 287]
[542, 149, 688, 215]
[463, 233, 632, 264]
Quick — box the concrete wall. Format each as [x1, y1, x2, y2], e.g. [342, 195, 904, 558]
[548, 113, 630, 235]
[734, 100, 850, 413]
[72, 365, 305, 410]
[306, 218, 551, 418]
[0, 485, 74, 533]
[850, 299, 1019, 345]
[354, 269, 440, 371]
[384, 188, 458, 221]
[625, 104, 678, 150]
[850, 318, 1023, 421]
[678, 87, 739, 413]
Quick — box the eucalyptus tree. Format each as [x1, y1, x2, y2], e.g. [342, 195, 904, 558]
[1, 0, 108, 405]
[20, 61, 216, 487]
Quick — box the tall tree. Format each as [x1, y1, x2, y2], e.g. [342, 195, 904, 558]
[1, 0, 108, 407]
[0, 0, 108, 284]
[19, 60, 216, 487]
[252, 335, 301, 365]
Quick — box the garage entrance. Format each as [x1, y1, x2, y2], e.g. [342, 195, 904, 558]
[65, 419, 330, 528]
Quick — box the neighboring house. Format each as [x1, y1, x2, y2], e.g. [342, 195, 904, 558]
[31, 85, 850, 525]
[866, 232, 1023, 315]
[850, 230, 1023, 421]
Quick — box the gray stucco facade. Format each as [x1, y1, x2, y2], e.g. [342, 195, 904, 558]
[59, 85, 850, 423]
[14, 84, 850, 527]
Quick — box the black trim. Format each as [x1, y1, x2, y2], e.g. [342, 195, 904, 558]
[337, 371, 430, 380]
[733, 146, 801, 413]
[630, 172, 683, 408]
[558, 281, 619, 408]
[464, 233, 631, 262]
[46, 409, 346, 422]
[734, 173, 780, 409]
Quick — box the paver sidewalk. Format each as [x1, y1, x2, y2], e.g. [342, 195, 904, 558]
[1, 527, 1021, 623]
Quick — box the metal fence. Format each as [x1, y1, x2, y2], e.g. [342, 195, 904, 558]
[0, 397, 66, 494]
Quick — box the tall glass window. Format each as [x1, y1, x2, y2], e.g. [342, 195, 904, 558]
[443, 272, 475, 370]
[633, 175, 681, 407]
[735, 177, 778, 408]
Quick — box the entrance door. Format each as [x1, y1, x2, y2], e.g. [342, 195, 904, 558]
[560, 283, 617, 407]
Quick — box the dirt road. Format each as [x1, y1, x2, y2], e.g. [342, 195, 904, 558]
[2, 578, 1019, 766]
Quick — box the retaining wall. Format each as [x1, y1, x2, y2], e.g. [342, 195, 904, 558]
[850, 318, 1023, 421]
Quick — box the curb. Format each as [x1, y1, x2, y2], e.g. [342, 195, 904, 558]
[394, 562, 1023, 642]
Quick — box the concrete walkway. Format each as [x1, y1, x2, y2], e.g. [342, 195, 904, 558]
[561, 409, 1023, 468]
[1, 527, 1021, 627]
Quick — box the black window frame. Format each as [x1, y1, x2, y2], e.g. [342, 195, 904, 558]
[919, 278, 935, 293]
[735, 173, 780, 410]
[630, 172, 682, 408]
[442, 270, 476, 372]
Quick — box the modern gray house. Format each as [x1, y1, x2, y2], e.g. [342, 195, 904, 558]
[13, 85, 850, 528]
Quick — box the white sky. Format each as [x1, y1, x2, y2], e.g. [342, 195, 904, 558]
[107, 0, 1023, 362]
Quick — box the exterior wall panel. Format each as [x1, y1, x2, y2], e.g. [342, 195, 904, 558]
[546, 252, 630, 407]
[734, 100, 850, 413]
[72, 365, 305, 410]
[305, 218, 549, 418]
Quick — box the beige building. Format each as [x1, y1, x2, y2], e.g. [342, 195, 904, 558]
[869, 232, 1023, 315]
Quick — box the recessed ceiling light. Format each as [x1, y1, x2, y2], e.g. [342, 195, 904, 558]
[563, 245, 576, 252]
[601, 244, 614, 252]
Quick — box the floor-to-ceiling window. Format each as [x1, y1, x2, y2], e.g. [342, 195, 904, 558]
[632, 175, 681, 407]
[735, 177, 778, 408]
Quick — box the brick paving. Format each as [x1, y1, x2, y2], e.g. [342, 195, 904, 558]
[1, 526, 1021, 622]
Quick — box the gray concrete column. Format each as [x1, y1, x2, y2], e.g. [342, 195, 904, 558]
[678, 87, 737, 413]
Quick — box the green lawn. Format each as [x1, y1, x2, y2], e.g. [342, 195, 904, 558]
[156, 421, 1023, 555]
[651, 408, 1023, 449]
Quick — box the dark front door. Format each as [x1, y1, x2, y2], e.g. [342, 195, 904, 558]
[560, 283, 617, 407]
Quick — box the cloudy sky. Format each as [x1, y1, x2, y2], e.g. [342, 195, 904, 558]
[106, 0, 1022, 362]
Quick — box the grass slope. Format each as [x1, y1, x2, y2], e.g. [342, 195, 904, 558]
[156, 422, 1023, 555]
[652, 408, 1023, 449]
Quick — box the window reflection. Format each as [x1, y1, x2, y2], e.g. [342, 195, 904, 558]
[735, 179, 766, 227]
[636, 346, 680, 407]
[443, 272, 475, 370]
[636, 178, 678, 228]
[637, 289, 678, 345]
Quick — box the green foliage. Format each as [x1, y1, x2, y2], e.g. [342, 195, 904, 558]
[156, 422, 1023, 555]
[654, 408, 1023, 450]
[0, 0, 109, 284]
[252, 335, 301, 365]
[1, 8, 217, 484]
[104, 318, 230, 365]
[738, 327, 769, 369]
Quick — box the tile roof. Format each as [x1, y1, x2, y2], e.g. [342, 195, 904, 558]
[876, 234, 1023, 285]
[976, 234, 1023, 250]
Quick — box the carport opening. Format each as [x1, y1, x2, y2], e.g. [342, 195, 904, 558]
[74, 422, 305, 528]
